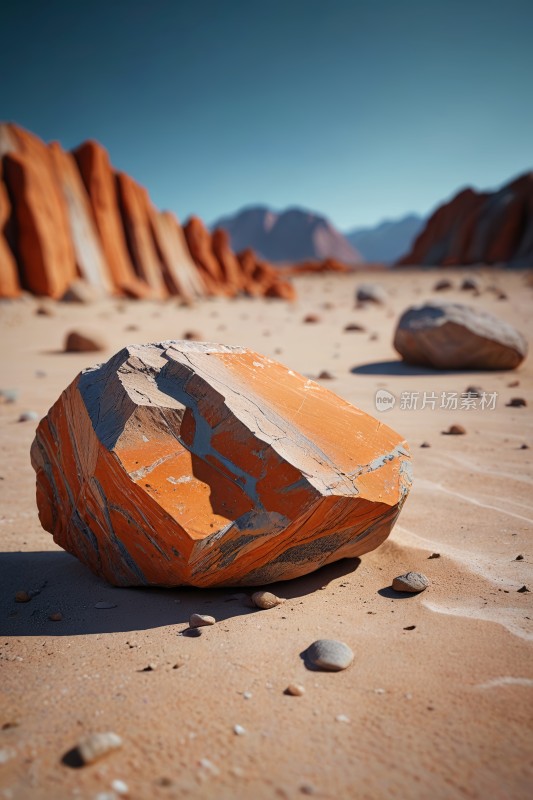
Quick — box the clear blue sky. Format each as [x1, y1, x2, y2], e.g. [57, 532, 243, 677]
[2, 0, 532, 229]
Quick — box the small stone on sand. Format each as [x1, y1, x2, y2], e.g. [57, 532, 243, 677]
[420, 442, 431, 448]
[392, 572, 430, 593]
[190, 613, 216, 627]
[443, 424, 466, 435]
[64, 330, 106, 353]
[15, 591, 31, 603]
[428, 552, 440, 559]
[233, 724, 246, 735]
[49, 612, 63, 621]
[303, 314, 320, 324]
[305, 639, 354, 671]
[285, 684, 306, 696]
[506, 397, 527, 407]
[251, 591, 283, 610]
[517, 585, 530, 593]
[75, 732, 122, 765]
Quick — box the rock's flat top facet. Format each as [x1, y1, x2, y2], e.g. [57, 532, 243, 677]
[31, 341, 412, 588]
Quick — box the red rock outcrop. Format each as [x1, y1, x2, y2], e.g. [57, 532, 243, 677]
[73, 141, 151, 298]
[0, 122, 296, 302]
[236, 249, 296, 300]
[149, 210, 206, 302]
[398, 172, 533, 267]
[287, 258, 353, 275]
[183, 216, 226, 295]
[49, 143, 112, 293]
[0, 164, 20, 298]
[31, 341, 412, 588]
[0, 124, 77, 297]
[115, 172, 168, 300]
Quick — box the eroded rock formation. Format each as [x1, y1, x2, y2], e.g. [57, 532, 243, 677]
[31, 341, 412, 587]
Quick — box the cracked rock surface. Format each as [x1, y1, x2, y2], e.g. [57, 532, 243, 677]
[31, 340, 412, 587]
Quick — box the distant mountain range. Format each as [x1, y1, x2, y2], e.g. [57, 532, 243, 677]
[345, 214, 425, 263]
[211, 206, 362, 264]
[212, 206, 425, 265]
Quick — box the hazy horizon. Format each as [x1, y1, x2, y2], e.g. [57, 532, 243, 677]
[2, 0, 532, 229]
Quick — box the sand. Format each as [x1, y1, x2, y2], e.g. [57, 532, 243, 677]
[1, 269, 532, 800]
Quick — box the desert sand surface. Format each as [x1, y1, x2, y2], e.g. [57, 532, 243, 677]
[1, 269, 532, 800]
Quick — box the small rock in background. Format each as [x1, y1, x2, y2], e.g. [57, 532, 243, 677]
[519, 444, 529, 450]
[335, 714, 350, 723]
[507, 379, 520, 388]
[506, 397, 527, 407]
[305, 639, 354, 671]
[344, 323, 365, 332]
[75, 732, 122, 765]
[356, 283, 386, 305]
[443, 424, 466, 436]
[189, 613, 216, 627]
[317, 370, 334, 380]
[392, 572, 430, 593]
[183, 331, 203, 341]
[303, 314, 320, 324]
[49, 612, 63, 621]
[517, 585, 530, 593]
[61, 279, 103, 304]
[18, 411, 38, 422]
[285, 684, 306, 696]
[460, 277, 479, 291]
[64, 330, 106, 353]
[111, 779, 129, 796]
[0, 388, 19, 404]
[35, 304, 55, 316]
[251, 591, 283, 609]
[233, 724, 246, 736]
[428, 552, 440, 559]
[514, 554, 524, 561]
[420, 442, 431, 448]
[15, 591, 31, 603]
[433, 279, 453, 291]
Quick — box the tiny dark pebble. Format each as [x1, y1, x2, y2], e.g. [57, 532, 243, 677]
[517, 585, 530, 593]
[15, 591, 31, 603]
[515, 554, 524, 561]
[428, 552, 440, 559]
[443, 424, 466, 436]
[317, 370, 334, 380]
[420, 442, 431, 448]
[506, 398, 527, 408]
[403, 625, 416, 630]
[303, 314, 320, 324]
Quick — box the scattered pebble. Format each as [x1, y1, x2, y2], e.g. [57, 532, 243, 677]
[515, 554, 524, 561]
[49, 612, 63, 622]
[335, 714, 350, 723]
[94, 601, 118, 609]
[199, 758, 220, 776]
[428, 552, 440, 559]
[317, 370, 334, 380]
[520, 444, 529, 450]
[0, 388, 19, 403]
[75, 732, 123, 765]
[517, 585, 530, 593]
[506, 397, 527, 407]
[15, 591, 31, 603]
[18, 411, 38, 422]
[183, 331, 203, 341]
[392, 572, 430, 593]
[420, 441, 431, 448]
[303, 314, 320, 324]
[403, 625, 416, 630]
[251, 591, 283, 610]
[233, 724, 246, 736]
[344, 323, 365, 332]
[285, 684, 305, 696]
[443, 424, 466, 435]
[507, 380, 520, 388]
[461, 277, 479, 291]
[433, 279, 453, 291]
[64, 330, 106, 353]
[111, 779, 129, 796]
[300, 781, 317, 795]
[305, 639, 354, 671]
[138, 664, 156, 672]
[242, 691, 253, 700]
[189, 613, 216, 627]
[35, 304, 54, 316]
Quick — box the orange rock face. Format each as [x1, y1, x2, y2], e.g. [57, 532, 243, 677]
[115, 172, 168, 300]
[31, 341, 412, 588]
[398, 172, 533, 267]
[0, 164, 21, 298]
[0, 124, 77, 297]
[211, 227, 245, 294]
[183, 216, 226, 295]
[73, 141, 151, 298]
[149, 210, 207, 302]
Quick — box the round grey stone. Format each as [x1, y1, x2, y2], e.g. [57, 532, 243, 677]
[305, 639, 354, 671]
[392, 572, 430, 593]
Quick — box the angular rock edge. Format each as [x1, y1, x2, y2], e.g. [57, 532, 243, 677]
[31, 340, 412, 588]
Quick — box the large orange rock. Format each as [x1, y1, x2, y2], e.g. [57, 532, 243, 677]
[0, 124, 77, 297]
[115, 172, 168, 300]
[31, 341, 412, 588]
[73, 141, 151, 298]
[49, 143, 112, 293]
[211, 228, 245, 294]
[236, 249, 296, 300]
[0, 164, 21, 298]
[149, 210, 207, 302]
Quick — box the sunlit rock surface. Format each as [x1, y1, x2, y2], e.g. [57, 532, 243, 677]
[31, 341, 412, 587]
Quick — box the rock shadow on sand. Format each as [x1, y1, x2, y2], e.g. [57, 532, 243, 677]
[0, 550, 359, 637]
[350, 359, 478, 376]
